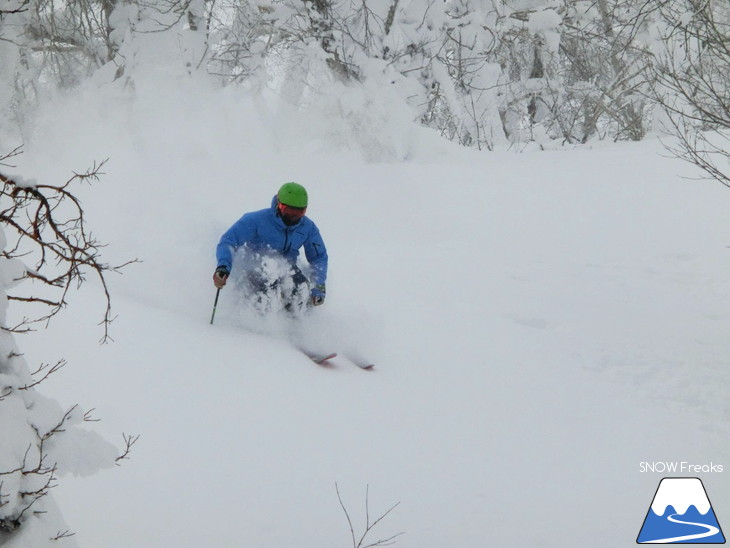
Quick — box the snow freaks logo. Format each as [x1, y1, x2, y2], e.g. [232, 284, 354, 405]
[637, 478, 726, 544]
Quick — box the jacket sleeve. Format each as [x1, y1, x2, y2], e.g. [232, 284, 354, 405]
[216, 214, 256, 271]
[304, 224, 328, 288]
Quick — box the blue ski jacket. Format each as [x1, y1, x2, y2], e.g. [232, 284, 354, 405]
[215, 197, 328, 293]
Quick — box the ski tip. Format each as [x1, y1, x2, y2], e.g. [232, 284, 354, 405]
[357, 363, 375, 370]
[309, 352, 338, 364]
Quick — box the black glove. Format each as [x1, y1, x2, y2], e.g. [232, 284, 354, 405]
[213, 267, 229, 289]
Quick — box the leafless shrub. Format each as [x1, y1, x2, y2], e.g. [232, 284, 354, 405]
[0, 147, 137, 342]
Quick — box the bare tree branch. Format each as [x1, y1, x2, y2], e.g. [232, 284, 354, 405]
[335, 483, 405, 548]
[18, 359, 67, 391]
[115, 433, 140, 465]
[0, 150, 138, 342]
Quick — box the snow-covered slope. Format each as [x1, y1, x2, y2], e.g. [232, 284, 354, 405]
[10, 77, 730, 547]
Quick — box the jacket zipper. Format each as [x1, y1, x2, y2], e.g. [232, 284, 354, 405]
[283, 227, 290, 254]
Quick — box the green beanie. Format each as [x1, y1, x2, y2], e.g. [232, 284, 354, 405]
[277, 182, 308, 208]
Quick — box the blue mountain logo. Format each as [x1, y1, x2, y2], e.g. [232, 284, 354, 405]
[638, 477, 725, 544]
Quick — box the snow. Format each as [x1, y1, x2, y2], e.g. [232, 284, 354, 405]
[527, 9, 563, 53]
[651, 478, 712, 516]
[3, 73, 730, 547]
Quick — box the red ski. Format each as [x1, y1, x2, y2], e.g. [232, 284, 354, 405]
[304, 352, 337, 365]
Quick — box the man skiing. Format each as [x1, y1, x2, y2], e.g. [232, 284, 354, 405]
[213, 182, 328, 313]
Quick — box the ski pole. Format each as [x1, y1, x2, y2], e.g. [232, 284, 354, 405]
[210, 288, 221, 325]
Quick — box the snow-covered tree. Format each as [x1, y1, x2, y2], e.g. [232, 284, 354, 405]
[0, 0, 213, 131]
[557, 0, 656, 143]
[5, 0, 729, 154]
[650, 0, 730, 188]
[0, 0, 118, 127]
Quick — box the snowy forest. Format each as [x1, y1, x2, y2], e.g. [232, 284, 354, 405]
[1, 0, 730, 546]
[1, 0, 729, 151]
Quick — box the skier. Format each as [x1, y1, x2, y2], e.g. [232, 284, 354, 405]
[212, 182, 328, 313]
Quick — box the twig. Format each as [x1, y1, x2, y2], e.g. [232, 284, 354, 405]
[115, 433, 140, 464]
[336, 482, 358, 547]
[51, 530, 76, 541]
[335, 483, 404, 548]
[19, 360, 67, 390]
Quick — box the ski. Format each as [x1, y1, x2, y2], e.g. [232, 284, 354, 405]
[343, 355, 374, 370]
[300, 351, 374, 369]
[304, 352, 337, 365]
